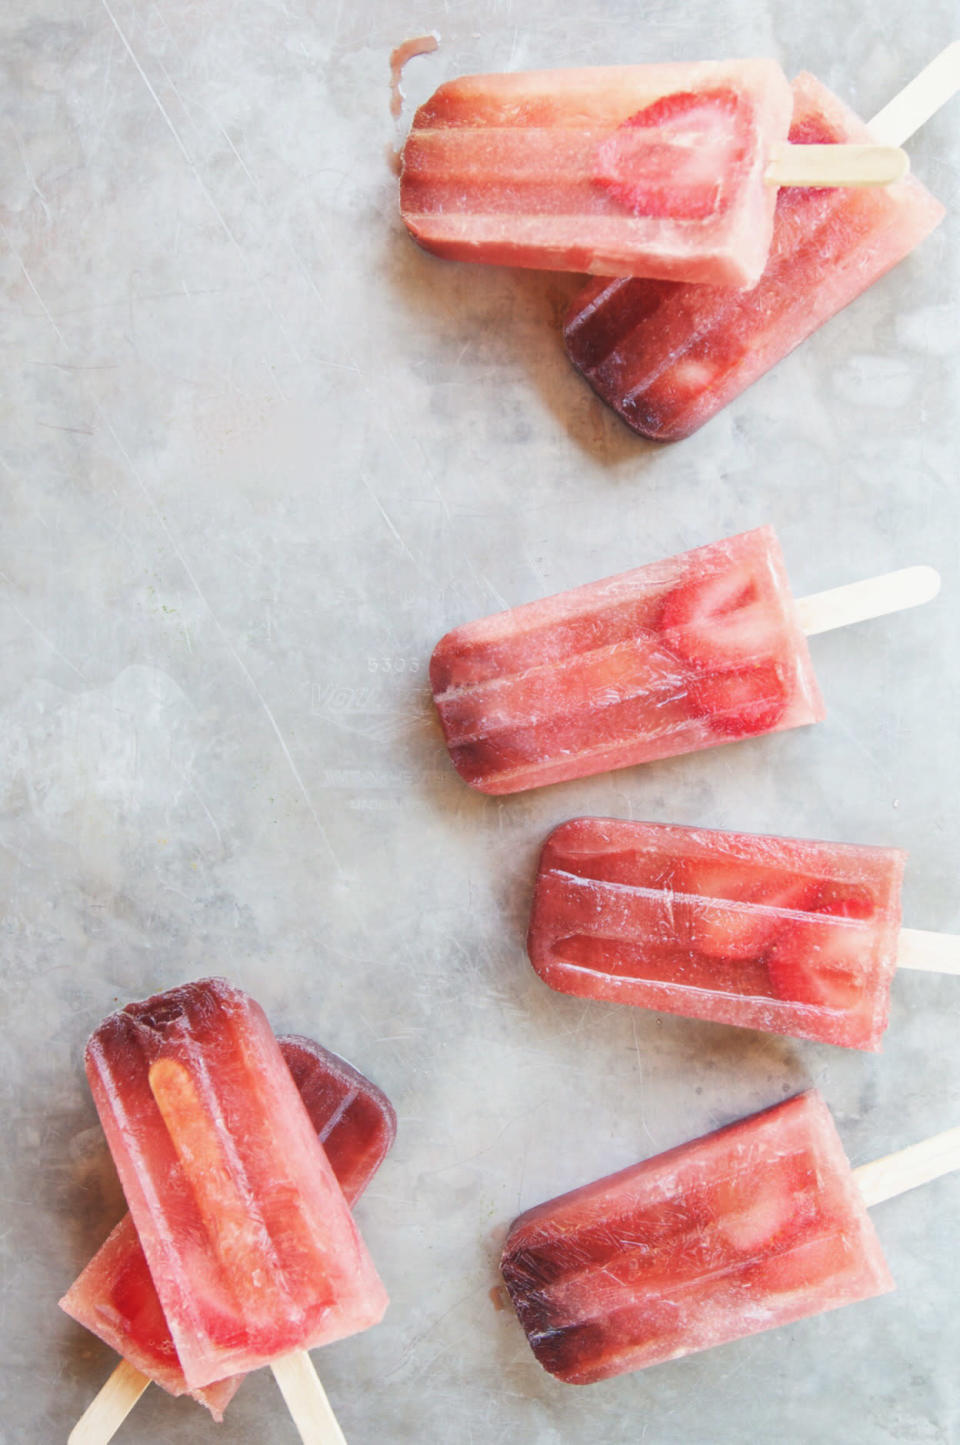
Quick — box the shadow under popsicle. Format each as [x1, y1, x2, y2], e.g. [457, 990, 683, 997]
[381, 216, 657, 470]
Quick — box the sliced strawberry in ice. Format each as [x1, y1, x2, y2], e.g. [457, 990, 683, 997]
[812, 882, 877, 920]
[690, 662, 788, 737]
[595, 88, 751, 220]
[766, 919, 872, 1009]
[673, 857, 813, 909]
[764, 878, 879, 1007]
[659, 568, 759, 632]
[675, 860, 820, 961]
[659, 567, 776, 671]
[688, 907, 779, 963]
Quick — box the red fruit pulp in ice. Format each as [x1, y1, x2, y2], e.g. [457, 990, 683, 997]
[765, 929, 869, 1009]
[595, 88, 751, 219]
[690, 662, 789, 735]
[813, 883, 876, 919]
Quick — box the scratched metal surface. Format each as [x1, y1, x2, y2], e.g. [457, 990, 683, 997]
[2, 3, 959, 1442]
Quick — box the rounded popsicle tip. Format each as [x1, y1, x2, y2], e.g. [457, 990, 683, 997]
[908, 564, 942, 604]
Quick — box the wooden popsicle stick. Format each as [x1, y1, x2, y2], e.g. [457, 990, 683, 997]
[854, 1126, 960, 1208]
[868, 41, 960, 147]
[68, 1359, 150, 1445]
[896, 926, 960, 975]
[271, 1351, 348, 1445]
[794, 564, 940, 637]
[766, 142, 909, 187]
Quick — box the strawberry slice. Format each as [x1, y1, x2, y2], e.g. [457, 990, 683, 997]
[765, 880, 879, 1007]
[595, 88, 751, 220]
[812, 882, 876, 919]
[659, 567, 777, 671]
[675, 859, 820, 961]
[766, 918, 873, 1009]
[690, 662, 788, 737]
[659, 568, 759, 631]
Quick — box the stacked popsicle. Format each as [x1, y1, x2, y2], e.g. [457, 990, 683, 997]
[563, 68, 946, 439]
[63, 979, 393, 1442]
[400, 47, 957, 434]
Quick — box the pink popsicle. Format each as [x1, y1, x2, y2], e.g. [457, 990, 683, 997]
[501, 1091, 893, 1383]
[563, 72, 944, 440]
[528, 817, 905, 1050]
[430, 526, 823, 794]
[61, 1033, 396, 1418]
[401, 60, 794, 287]
[82, 979, 388, 1391]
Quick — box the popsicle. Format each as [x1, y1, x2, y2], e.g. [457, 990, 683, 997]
[430, 525, 938, 794]
[400, 61, 908, 289]
[562, 52, 953, 439]
[529, 817, 960, 1049]
[501, 1090, 960, 1384]
[61, 1034, 396, 1424]
[81, 979, 388, 1397]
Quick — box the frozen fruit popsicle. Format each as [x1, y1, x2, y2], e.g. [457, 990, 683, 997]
[501, 1091, 960, 1384]
[430, 526, 938, 795]
[61, 1034, 396, 1422]
[529, 818, 908, 1050]
[563, 64, 947, 440]
[401, 61, 907, 289]
[82, 979, 388, 1394]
